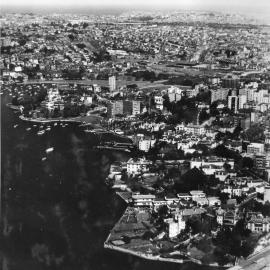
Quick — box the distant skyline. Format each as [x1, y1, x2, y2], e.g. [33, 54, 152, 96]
[1, 0, 269, 9]
[1, 0, 270, 17]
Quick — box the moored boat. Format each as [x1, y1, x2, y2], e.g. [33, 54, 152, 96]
[37, 130, 45, 136]
[45, 147, 54, 153]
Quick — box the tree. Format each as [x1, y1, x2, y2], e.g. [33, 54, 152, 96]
[223, 162, 231, 171]
[174, 168, 207, 192]
[241, 157, 254, 169]
[127, 84, 138, 90]
[214, 144, 240, 160]
[76, 43, 86, 49]
[82, 22, 89, 29]
[18, 37, 28, 46]
[163, 94, 172, 111]
[232, 125, 242, 138]
[245, 124, 265, 142]
[186, 216, 202, 234]
[199, 109, 210, 124]
[68, 34, 75, 41]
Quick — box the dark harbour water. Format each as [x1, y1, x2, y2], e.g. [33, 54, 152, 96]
[1, 93, 220, 270]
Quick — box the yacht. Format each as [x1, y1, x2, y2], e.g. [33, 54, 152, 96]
[45, 147, 54, 153]
[37, 130, 45, 136]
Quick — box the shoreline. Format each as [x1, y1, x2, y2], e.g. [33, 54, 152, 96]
[104, 237, 230, 268]
[95, 145, 131, 152]
[104, 241, 188, 264]
[105, 195, 232, 268]
[6, 103, 22, 111]
[19, 115, 82, 123]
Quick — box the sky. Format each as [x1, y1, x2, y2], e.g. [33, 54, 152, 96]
[1, 0, 270, 15]
[0, 0, 269, 7]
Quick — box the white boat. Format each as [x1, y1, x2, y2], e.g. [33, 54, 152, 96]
[41, 157, 47, 161]
[13, 124, 18, 128]
[46, 147, 54, 153]
[46, 127, 51, 131]
[33, 125, 37, 127]
[114, 129, 124, 135]
[26, 127, 31, 131]
[54, 123, 58, 126]
[37, 130, 45, 136]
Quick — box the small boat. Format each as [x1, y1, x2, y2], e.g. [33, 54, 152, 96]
[13, 124, 18, 128]
[37, 130, 45, 136]
[114, 129, 124, 135]
[46, 147, 54, 153]
[46, 127, 51, 131]
[26, 127, 31, 131]
[54, 123, 57, 126]
[41, 157, 47, 161]
[33, 125, 37, 127]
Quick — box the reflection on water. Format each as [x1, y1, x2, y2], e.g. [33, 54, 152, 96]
[1, 94, 219, 270]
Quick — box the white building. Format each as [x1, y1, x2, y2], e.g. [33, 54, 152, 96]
[154, 95, 164, 110]
[81, 95, 92, 105]
[131, 193, 156, 206]
[264, 186, 270, 203]
[93, 84, 101, 93]
[208, 197, 221, 206]
[215, 171, 229, 181]
[177, 193, 192, 200]
[194, 197, 209, 206]
[190, 190, 206, 201]
[167, 86, 183, 102]
[126, 158, 152, 175]
[238, 94, 247, 109]
[247, 216, 270, 233]
[165, 214, 186, 238]
[190, 157, 234, 170]
[109, 75, 116, 92]
[222, 186, 243, 197]
[216, 209, 225, 225]
[138, 139, 156, 152]
[185, 124, 205, 136]
[202, 165, 223, 175]
[228, 95, 239, 113]
[247, 143, 264, 155]
[132, 100, 141, 115]
[210, 88, 230, 103]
